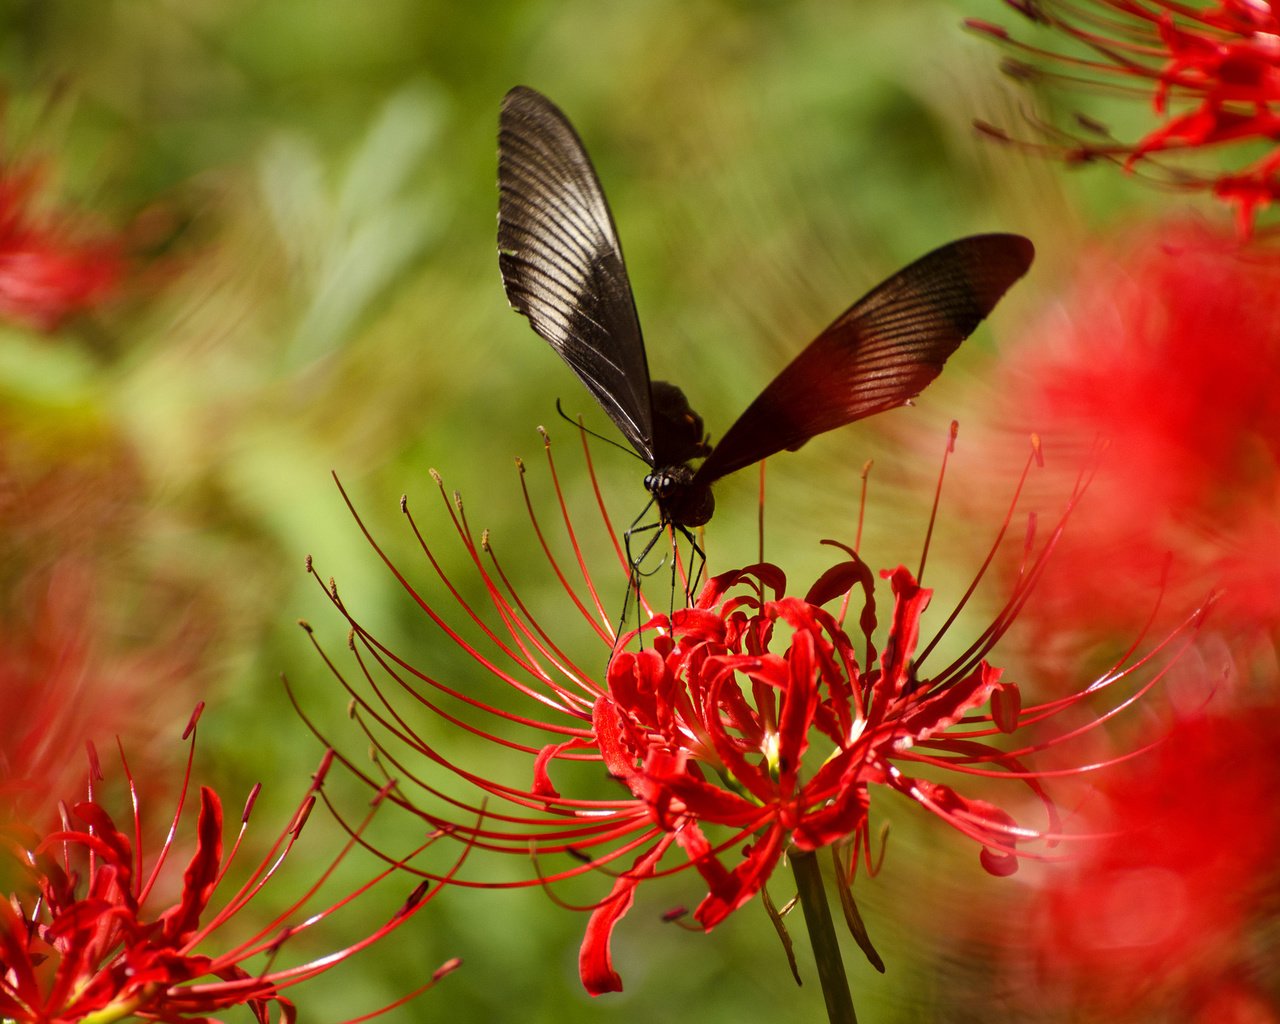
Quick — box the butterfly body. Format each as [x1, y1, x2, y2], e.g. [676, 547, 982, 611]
[497, 85, 1034, 539]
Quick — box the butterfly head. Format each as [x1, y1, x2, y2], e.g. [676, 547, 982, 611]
[644, 462, 716, 528]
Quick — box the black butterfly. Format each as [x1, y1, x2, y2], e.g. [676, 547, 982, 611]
[497, 85, 1033, 548]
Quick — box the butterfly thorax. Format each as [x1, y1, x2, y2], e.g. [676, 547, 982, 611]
[650, 381, 710, 464]
[645, 380, 715, 526]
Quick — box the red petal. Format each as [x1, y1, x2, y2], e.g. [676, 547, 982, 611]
[532, 736, 591, 797]
[160, 787, 223, 943]
[692, 823, 785, 928]
[804, 559, 866, 607]
[592, 697, 635, 780]
[899, 661, 1003, 741]
[874, 567, 932, 703]
[990, 679, 1022, 734]
[579, 836, 673, 995]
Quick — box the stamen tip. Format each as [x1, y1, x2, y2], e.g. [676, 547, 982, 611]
[183, 701, 205, 739]
[297, 619, 313, 633]
[1000, 57, 1041, 83]
[1030, 433, 1044, 467]
[290, 795, 316, 835]
[974, 119, 1013, 142]
[964, 18, 1009, 39]
[243, 781, 262, 823]
[313, 749, 335, 787]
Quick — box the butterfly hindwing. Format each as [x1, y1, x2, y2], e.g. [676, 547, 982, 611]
[692, 233, 1035, 485]
[498, 86, 657, 465]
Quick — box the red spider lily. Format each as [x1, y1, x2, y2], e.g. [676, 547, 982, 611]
[0, 164, 121, 331]
[299, 427, 1205, 997]
[1002, 706, 1280, 1019]
[968, 1, 1280, 235]
[0, 703, 461, 1024]
[982, 219, 1280, 647]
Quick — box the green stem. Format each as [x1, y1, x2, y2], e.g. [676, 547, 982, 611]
[791, 849, 857, 1024]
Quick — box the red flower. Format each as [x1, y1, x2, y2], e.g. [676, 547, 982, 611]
[302, 430, 1200, 995]
[1009, 707, 1280, 1018]
[969, 1, 1280, 234]
[0, 704, 459, 1024]
[981, 220, 1280, 645]
[0, 164, 121, 331]
[580, 561, 1029, 993]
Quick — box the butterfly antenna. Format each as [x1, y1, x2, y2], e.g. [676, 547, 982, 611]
[555, 399, 647, 463]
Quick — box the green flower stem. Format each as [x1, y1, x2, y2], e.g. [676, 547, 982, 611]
[791, 849, 857, 1024]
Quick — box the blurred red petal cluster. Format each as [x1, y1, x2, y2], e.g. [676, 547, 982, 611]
[993, 220, 1280, 652]
[942, 214, 1280, 1019]
[0, 166, 121, 331]
[1011, 708, 1280, 1019]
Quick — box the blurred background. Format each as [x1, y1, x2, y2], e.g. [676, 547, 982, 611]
[3, 1, 1276, 1021]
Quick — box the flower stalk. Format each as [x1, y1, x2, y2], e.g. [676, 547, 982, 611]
[792, 850, 857, 1024]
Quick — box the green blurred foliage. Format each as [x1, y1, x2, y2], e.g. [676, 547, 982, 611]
[0, 1, 1204, 1021]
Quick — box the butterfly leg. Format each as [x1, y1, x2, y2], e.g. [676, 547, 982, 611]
[675, 524, 706, 603]
[619, 513, 669, 647]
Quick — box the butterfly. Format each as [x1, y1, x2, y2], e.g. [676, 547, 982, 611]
[497, 85, 1033, 556]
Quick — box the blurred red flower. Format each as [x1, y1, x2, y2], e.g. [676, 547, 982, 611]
[0, 165, 121, 331]
[302, 433, 1199, 995]
[1014, 707, 1280, 1019]
[987, 220, 1280, 648]
[0, 564, 133, 822]
[969, 0, 1280, 234]
[0, 705, 459, 1024]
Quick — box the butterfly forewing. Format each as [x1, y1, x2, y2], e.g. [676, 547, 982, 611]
[692, 233, 1035, 485]
[498, 86, 657, 464]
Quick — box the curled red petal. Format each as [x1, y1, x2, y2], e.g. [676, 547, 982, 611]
[900, 661, 1004, 742]
[592, 696, 636, 780]
[692, 823, 786, 929]
[160, 786, 223, 943]
[804, 558, 867, 607]
[532, 737, 591, 797]
[579, 836, 673, 995]
[875, 567, 932, 702]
